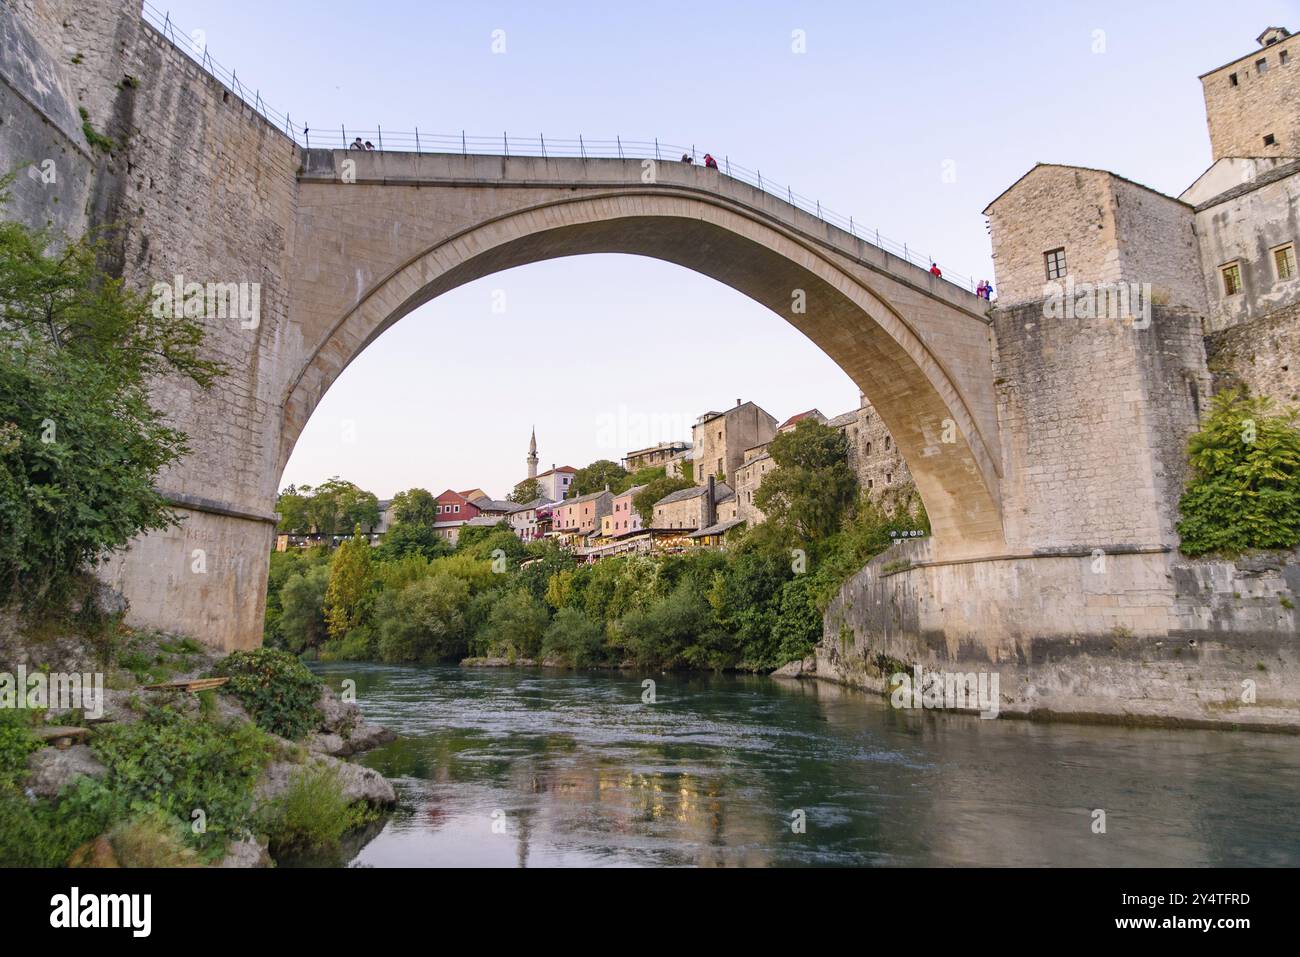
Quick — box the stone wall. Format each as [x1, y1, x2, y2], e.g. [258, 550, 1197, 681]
[693, 402, 777, 486]
[992, 301, 1209, 551]
[1201, 30, 1300, 161]
[3, 0, 300, 649]
[816, 538, 1300, 730]
[1205, 299, 1300, 403]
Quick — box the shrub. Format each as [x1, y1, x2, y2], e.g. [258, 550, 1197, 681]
[324, 528, 375, 640]
[213, 648, 323, 739]
[375, 572, 471, 662]
[0, 708, 39, 789]
[541, 608, 607, 667]
[90, 705, 271, 858]
[276, 564, 331, 653]
[476, 588, 549, 660]
[258, 763, 370, 855]
[1177, 390, 1300, 556]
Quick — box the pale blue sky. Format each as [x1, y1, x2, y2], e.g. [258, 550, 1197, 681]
[155, 0, 1298, 499]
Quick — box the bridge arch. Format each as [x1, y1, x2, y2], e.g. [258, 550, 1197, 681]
[283, 169, 1004, 557]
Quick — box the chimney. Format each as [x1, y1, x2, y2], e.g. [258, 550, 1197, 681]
[705, 474, 716, 528]
[735, 398, 741, 407]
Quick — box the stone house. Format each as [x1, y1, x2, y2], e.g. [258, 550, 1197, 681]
[534, 465, 577, 501]
[692, 400, 777, 485]
[622, 442, 690, 472]
[653, 480, 733, 531]
[984, 27, 1300, 335]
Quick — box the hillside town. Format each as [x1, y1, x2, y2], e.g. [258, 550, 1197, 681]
[277, 394, 913, 559]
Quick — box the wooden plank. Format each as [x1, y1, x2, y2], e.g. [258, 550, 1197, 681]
[141, 676, 230, 693]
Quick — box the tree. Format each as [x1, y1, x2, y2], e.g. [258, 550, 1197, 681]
[572, 459, 628, 496]
[755, 419, 858, 541]
[476, 588, 549, 660]
[0, 196, 223, 603]
[389, 487, 438, 527]
[375, 572, 471, 662]
[274, 485, 311, 534]
[508, 477, 543, 504]
[307, 478, 381, 537]
[375, 520, 450, 562]
[633, 475, 695, 526]
[324, 527, 374, 640]
[1176, 389, 1300, 556]
[277, 564, 330, 653]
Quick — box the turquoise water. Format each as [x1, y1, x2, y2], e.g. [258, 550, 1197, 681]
[310, 663, 1300, 867]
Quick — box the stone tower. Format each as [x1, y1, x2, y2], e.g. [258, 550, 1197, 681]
[527, 427, 539, 479]
[1200, 26, 1300, 161]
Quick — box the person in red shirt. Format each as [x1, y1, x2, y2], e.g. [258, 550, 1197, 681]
[929, 262, 942, 278]
[703, 153, 719, 169]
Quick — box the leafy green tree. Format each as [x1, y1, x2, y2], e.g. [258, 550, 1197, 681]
[476, 588, 549, 659]
[389, 487, 438, 526]
[508, 477, 543, 503]
[1177, 389, 1300, 556]
[456, 522, 526, 565]
[376, 520, 451, 562]
[277, 564, 330, 653]
[755, 419, 858, 542]
[572, 459, 628, 496]
[0, 198, 222, 603]
[274, 485, 311, 534]
[617, 582, 714, 669]
[324, 527, 374, 640]
[375, 572, 472, 662]
[542, 608, 607, 667]
[633, 475, 695, 526]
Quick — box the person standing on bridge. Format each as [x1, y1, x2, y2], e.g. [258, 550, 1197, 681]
[681, 152, 693, 163]
[703, 153, 719, 169]
[930, 262, 942, 279]
[364, 140, 375, 151]
[350, 137, 365, 150]
[977, 279, 987, 298]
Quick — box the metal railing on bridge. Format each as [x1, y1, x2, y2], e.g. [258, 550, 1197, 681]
[141, 1, 980, 293]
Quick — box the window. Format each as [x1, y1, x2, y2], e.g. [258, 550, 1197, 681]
[1257, 57, 1268, 74]
[1274, 244, 1297, 281]
[866, 441, 872, 455]
[1044, 247, 1067, 280]
[454, 504, 460, 513]
[1229, 72, 1239, 86]
[886, 473, 893, 485]
[884, 436, 891, 450]
[1221, 262, 1243, 296]
[1282, 50, 1291, 65]
[1265, 133, 1277, 146]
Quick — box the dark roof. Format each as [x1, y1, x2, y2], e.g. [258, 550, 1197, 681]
[688, 517, 747, 538]
[982, 163, 1188, 215]
[826, 410, 859, 428]
[472, 497, 517, 512]
[654, 481, 734, 506]
[1192, 157, 1300, 211]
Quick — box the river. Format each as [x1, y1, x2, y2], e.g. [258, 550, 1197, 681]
[307, 663, 1300, 867]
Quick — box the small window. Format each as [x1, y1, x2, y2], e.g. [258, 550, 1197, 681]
[1044, 247, 1067, 280]
[866, 441, 872, 455]
[454, 504, 460, 513]
[885, 473, 892, 485]
[1265, 133, 1277, 146]
[1282, 50, 1291, 65]
[1229, 72, 1239, 86]
[1221, 262, 1243, 296]
[1257, 57, 1268, 74]
[884, 436, 891, 450]
[1273, 244, 1297, 281]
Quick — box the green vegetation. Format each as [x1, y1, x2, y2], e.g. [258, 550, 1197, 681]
[508, 477, 543, 503]
[267, 420, 926, 673]
[1176, 389, 1300, 556]
[212, 648, 322, 739]
[77, 106, 115, 153]
[258, 763, 372, 857]
[275, 478, 380, 537]
[0, 709, 39, 789]
[0, 189, 221, 607]
[572, 459, 629, 496]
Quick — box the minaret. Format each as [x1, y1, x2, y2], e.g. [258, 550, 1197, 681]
[527, 426, 539, 479]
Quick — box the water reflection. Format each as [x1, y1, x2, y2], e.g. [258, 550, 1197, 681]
[311, 664, 1300, 867]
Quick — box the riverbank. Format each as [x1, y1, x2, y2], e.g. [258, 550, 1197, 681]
[0, 617, 400, 867]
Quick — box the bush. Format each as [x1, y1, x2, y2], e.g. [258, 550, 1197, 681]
[1177, 390, 1300, 556]
[258, 763, 370, 856]
[0, 708, 39, 789]
[476, 588, 550, 660]
[375, 572, 471, 662]
[618, 583, 714, 669]
[276, 564, 330, 653]
[542, 607, 607, 667]
[213, 648, 323, 739]
[90, 705, 271, 858]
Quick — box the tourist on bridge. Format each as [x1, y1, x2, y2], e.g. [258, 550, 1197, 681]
[364, 140, 376, 151]
[681, 152, 693, 163]
[703, 153, 719, 169]
[977, 279, 987, 298]
[930, 262, 942, 278]
[350, 137, 365, 150]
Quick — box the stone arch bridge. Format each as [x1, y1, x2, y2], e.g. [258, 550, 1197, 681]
[3, 0, 1210, 663]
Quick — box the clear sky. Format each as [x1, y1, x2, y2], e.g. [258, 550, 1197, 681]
[156, 0, 1298, 500]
